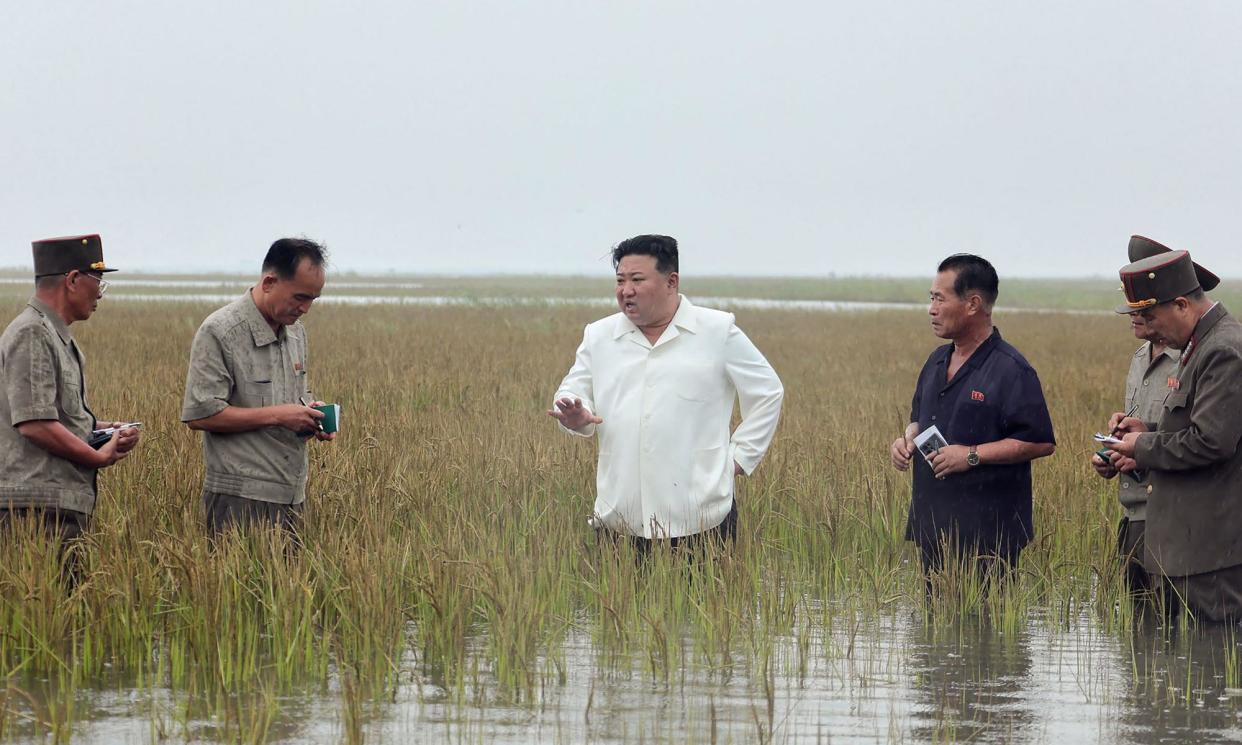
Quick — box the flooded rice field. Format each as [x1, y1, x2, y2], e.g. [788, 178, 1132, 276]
[0, 276, 1236, 743]
[10, 608, 1242, 744]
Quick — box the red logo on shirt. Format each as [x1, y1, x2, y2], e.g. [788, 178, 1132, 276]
[971, 390, 985, 402]
[1168, 377, 1179, 390]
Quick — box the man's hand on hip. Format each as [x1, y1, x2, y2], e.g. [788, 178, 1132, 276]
[547, 397, 603, 430]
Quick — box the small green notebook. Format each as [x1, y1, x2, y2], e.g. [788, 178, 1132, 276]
[314, 403, 341, 434]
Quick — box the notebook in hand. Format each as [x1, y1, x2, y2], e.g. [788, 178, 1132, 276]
[314, 403, 341, 434]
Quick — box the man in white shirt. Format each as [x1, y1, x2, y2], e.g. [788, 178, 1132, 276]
[548, 234, 784, 550]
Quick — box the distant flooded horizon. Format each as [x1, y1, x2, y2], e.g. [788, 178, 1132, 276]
[0, 270, 1141, 282]
[0, 277, 1118, 316]
[88, 292, 1116, 316]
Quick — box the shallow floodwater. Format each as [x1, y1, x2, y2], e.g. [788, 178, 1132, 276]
[0, 281, 1215, 743]
[8, 606, 1242, 744]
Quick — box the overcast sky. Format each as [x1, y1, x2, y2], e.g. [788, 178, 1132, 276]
[2, 2, 1239, 278]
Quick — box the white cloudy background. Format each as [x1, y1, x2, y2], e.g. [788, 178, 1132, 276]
[2, 1, 1239, 277]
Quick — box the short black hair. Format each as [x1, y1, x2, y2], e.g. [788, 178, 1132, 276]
[262, 238, 328, 280]
[937, 253, 998, 307]
[612, 234, 678, 275]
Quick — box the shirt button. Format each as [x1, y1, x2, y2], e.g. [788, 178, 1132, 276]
[1146, 485, 1153, 494]
[1122, 482, 1129, 489]
[931, 416, 937, 421]
[1143, 381, 1149, 387]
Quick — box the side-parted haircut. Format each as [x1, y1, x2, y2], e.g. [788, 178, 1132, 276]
[263, 238, 328, 280]
[612, 234, 678, 275]
[938, 253, 999, 307]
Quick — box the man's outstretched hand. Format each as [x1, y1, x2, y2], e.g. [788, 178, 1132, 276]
[547, 397, 603, 430]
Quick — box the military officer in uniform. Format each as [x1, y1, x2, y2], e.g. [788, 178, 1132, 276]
[1091, 236, 1218, 595]
[0, 234, 141, 543]
[1105, 249, 1242, 622]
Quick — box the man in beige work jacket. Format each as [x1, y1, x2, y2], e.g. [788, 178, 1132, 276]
[182, 237, 336, 538]
[0, 234, 140, 548]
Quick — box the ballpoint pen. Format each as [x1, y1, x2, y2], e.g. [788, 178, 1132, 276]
[1110, 402, 1139, 437]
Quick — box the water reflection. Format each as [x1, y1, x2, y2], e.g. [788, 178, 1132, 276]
[2, 670, 329, 744]
[1120, 622, 1242, 743]
[906, 621, 1036, 744]
[7, 614, 1242, 742]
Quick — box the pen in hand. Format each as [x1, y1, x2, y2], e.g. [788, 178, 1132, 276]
[1111, 402, 1139, 436]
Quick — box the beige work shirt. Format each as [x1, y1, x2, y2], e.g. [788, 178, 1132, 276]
[181, 291, 311, 504]
[0, 297, 98, 514]
[1118, 341, 1179, 521]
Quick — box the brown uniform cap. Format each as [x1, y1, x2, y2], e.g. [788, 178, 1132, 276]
[1116, 250, 1203, 314]
[1128, 235, 1219, 291]
[32, 234, 118, 277]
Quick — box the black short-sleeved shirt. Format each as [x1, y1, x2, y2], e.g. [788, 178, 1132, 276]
[904, 327, 1055, 553]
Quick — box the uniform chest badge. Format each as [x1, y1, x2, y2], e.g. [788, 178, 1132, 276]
[295, 362, 304, 372]
[970, 390, 985, 402]
[1168, 376, 1180, 390]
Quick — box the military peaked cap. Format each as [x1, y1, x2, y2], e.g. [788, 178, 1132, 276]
[32, 234, 117, 277]
[1116, 250, 1204, 314]
[1128, 235, 1219, 292]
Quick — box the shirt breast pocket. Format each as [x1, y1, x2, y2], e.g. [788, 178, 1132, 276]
[954, 400, 999, 442]
[671, 362, 722, 404]
[1163, 390, 1191, 414]
[59, 375, 84, 414]
[236, 378, 273, 408]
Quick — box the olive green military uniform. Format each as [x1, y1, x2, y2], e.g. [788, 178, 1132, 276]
[1117, 249, 1242, 622]
[1114, 236, 1218, 596]
[181, 291, 311, 534]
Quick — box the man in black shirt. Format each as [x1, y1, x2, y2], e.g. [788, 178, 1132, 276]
[890, 255, 1056, 585]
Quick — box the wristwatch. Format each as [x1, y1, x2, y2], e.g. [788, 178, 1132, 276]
[967, 446, 980, 467]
